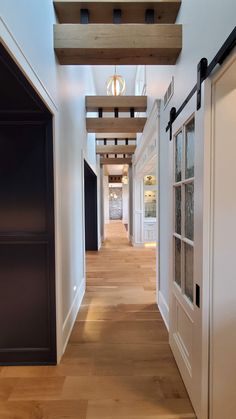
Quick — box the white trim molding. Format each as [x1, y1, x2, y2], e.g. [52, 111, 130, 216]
[62, 277, 86, 354]
[158, 290, 169, 331]
[0, 17, 65, 362]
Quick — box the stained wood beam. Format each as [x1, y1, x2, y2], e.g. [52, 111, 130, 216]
[86, 96, 147, 112]
[86, 117, 146, 133]
[54, 24, 182, 65]
[100, 157, 132, 165]
[53, 0, 181, 24]
[96, 133, 136, 139]
[96, 145, 136, 154]
[96, 138, 136, 146]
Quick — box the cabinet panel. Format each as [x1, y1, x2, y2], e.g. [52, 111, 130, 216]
[0, 243, 50, 349]
[0, 124, 48, 233]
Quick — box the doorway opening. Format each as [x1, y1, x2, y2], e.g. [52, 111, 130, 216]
[0, 44, 56, 365]
[84, 160, 98, 251]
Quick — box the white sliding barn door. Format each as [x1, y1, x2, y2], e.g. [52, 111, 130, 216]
[169, 96, 205, 419]
[209, 53, 236, 419]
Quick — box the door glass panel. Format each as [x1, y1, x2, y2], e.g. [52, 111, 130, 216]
[185, 119, 195, 179]
[175, 131, 182, 182]
[175, 186, 181, 235]
[184, 243, 193, 302]
[174, 237, 181, 287]
[185, 182, 194, 241]
[144, 190, 156, 218]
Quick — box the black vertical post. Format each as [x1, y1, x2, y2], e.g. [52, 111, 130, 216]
[145, 9, 155, 23]
[115, 137, 117, 159]
[197, 58, 208, 110]
[130, 108, 134, 118]
[113, 9, 122, 23]
[169, 107, 177, 141]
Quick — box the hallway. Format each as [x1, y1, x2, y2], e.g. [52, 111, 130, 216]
[0, 222, 195, 418]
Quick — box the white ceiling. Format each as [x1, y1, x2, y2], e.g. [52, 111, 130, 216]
[92, 65, 137, 96]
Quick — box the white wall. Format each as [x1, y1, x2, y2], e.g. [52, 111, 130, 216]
[122, 184, 129, 224]
[0, 0, 97, 360]
[145, 0, 236, 327]
[103, 175, 110, 224]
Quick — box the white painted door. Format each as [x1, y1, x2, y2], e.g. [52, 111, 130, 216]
[169, 95, 205, 418]
[209, 53, 236, 419]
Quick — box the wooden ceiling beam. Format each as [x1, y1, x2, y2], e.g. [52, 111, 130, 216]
[96, 145, 136, 154]
[100, 157, 132, 165]
[53, 1, 181, 24]
[86, 96, 147, 112]
[96, 138, 136, 145]
[86, 117, 146, 133]
[54, 24, 182, 65]
[96, 133, 136, 139]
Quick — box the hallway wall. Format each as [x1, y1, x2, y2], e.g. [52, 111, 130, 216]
[103, 175, 110, 224]
[0, 0, 97, 360]
[145, 0, 236, 328]
[122, 184, 129, 225]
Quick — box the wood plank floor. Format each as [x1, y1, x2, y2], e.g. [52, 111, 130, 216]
[0, 221, 196, 418]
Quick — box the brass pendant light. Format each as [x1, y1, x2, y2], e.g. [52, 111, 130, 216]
[106, 66, 126, 96]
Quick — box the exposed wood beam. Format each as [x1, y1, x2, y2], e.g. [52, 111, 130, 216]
[100, 157, 132, 165]
[86, 117, 146, 133]
[54, 24, 182, 65]
[96, 133, 136, 139]
[53, 1, 181, 24]
[86, 96, 147, 112]
[96, 145, 136, 154]
[96, 139, 136, 145]
[103, 165, 109, 176]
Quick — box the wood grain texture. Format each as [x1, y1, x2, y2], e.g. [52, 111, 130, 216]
[0, 222, 195, 418]
[86, 117, 147, 133]
[54, 24, 182, 65]
[100, 157, 132, 164]
[96, 132, 136, 139]
[96, 145, 136, 154]
[86, 96, 147, 112]
[53, 0, 181, 24]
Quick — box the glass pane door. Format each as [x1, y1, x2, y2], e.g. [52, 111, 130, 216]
[173, 117, 195, 303]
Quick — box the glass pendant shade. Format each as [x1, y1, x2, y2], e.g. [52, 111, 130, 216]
[106, 67, 126, 96]
[122, 175, 128, 184]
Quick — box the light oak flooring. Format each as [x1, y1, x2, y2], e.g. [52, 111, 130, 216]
[0, 221, 196, 418]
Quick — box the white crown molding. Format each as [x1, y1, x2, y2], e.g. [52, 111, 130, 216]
[134, 99, 160, 174]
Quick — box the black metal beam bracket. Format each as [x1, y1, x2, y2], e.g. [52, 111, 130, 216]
[113, 9, 122, 24]
[145, 9, 155, 24]
[80, 9, 89, 24]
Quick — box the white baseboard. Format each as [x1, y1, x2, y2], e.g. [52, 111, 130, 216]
[132, 242, 145, 247]
[98, 237, 102, 250]
[158, 290, 169, 331]
[62, 277, 85, 354]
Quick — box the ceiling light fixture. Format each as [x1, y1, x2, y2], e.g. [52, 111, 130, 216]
[106, 66, 126, 96]
[122, 175, 128, 184]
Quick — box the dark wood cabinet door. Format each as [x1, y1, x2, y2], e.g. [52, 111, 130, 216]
[0, 121, 56, 365]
